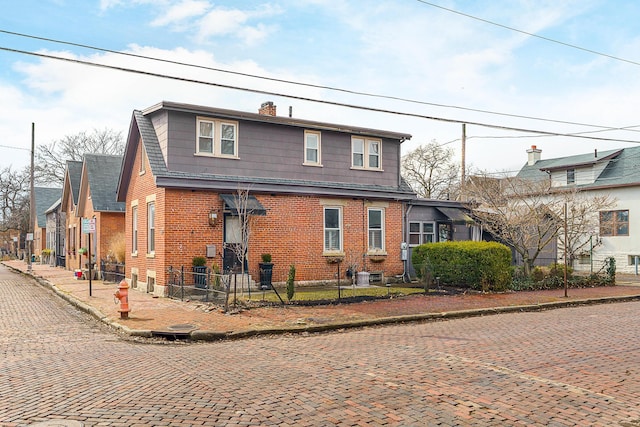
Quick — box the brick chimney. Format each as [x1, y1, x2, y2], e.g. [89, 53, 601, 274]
[258, 101, 277, 116]
[526, 145, 541, 166]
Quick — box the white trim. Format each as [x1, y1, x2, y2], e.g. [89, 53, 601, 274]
[351, 136, 382, 170]
[303, 130, 322, 166]
[323, 206, 343, 253]
[196, 116, 239, 158]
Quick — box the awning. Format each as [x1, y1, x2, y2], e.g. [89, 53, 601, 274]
[436, 207, 473, 223]
[220, 194, 267, 216]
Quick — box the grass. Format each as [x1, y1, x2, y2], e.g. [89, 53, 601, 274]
[245, 285, 426, 303]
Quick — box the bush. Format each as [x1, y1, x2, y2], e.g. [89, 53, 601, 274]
[412, 241, 512, 291]
[286, 264, 296, 301]
[261, 253, 272, 263]
[192, 256, 207, 267]
[107, 232, 126, 263]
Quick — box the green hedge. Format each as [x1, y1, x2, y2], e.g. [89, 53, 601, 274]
[412, 241, 512, 291]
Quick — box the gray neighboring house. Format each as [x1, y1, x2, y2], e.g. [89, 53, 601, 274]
[44, 198, 64, 266]
[33, 186, 62, 261]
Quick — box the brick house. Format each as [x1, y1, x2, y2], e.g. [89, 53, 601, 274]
[75, 154, 125, 274]
[61, 160, 83, 270]
[116, 101, 415, 295]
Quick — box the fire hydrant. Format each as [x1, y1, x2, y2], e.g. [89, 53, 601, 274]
[114, 279, 130, 319]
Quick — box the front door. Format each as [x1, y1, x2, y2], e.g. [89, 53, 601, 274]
[223, 215, 246, 272]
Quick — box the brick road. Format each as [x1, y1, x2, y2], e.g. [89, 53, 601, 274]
[1, 264, 640, 426]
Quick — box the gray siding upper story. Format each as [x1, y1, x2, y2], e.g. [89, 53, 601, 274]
[138, 101, 413, 197]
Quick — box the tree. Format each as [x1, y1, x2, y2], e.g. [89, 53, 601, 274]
[401, 141, 460, 200]
[0, 166, 30, 234]
[465, 173, 613, 276]
[225, 187, 255, 299]
[35, 128, 124, 186]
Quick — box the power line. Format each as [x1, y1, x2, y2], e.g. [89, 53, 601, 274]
[2, 44, 640, 144]
[1, 28, 639, 135]
[415, 0, 640, 67]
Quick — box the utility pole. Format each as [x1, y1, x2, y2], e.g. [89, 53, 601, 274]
[460, 123, 466, 201]
[28, 123, 35, 272]
[564, 202, 568, 297]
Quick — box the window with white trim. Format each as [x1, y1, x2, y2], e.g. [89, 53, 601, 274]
[147, 202, 155, 254]
[408, 222, 435, 246]
[196, 117, 238, 157]
[352, 137, 382, 169]
[132, 206, 138, 254]
[304, 130, 321, 165]
[324, 207, 342, 252]
[368, 208, 385, 251]
[567, 168, 575, 185]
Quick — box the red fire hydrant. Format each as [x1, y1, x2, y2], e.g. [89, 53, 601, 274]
[114, 279, 130, 319]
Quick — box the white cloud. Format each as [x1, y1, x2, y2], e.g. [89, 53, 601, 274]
[150, 0, 210, 27]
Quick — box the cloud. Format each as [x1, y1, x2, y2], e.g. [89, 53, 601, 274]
[150, 0, 210, 27]
[194, 5, 282, 45]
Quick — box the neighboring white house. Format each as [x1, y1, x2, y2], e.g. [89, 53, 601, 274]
[517, 145, 640, 274]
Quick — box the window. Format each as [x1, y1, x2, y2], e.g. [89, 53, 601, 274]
[132, 206, 138, 254]
[324, 207, 342, 252]
[147, 202, 155, 253]
[368, 208, 385, 251]
[629, 255, 640, 266]
[196, 117, 238, 157]
[304, 130, 321, 165]
[352, 137, 382, 170]
[567, 169, 575, 185]
[409, 222, 435, 246]
[600, 210, 629, 236]
[140, 145, 147, 174]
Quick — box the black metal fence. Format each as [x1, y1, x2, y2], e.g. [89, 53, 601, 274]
[101, 260, 125, 283]
[166, 266, 231, 303]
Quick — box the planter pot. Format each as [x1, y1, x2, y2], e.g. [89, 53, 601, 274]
[356, 271, 370, 286]
[193, 266, 208, 289]
[259, 262, 273, 289]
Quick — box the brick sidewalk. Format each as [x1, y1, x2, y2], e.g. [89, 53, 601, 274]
[4, 260, 640, 340]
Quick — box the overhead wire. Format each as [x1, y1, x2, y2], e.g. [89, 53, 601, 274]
[2, 45, 640, 145]
[1, 28, 640, 135]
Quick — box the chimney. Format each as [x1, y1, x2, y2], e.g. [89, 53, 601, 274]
[594, 149, 598, 158]
[258, 101, 277, 116]
[526, 145, 541, 166]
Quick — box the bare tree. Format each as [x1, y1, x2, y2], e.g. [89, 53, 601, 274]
[401, 140, 460, 200]
[0, 166, 30, 234]
[225, 187, 255, 297]
[466, 173, 613, 276]
[35, 128, 124, 186]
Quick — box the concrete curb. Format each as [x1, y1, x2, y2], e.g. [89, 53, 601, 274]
[8, 264, 640, 342]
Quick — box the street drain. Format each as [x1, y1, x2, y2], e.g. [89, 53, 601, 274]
[151, 324, 197, 340]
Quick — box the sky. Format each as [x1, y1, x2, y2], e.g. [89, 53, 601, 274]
[2, 0, 640, 176]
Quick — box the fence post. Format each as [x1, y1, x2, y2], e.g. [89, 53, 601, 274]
[180, 265, 185, 301]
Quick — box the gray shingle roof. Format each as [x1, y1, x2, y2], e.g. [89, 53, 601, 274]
[34, 187, 62, 227]
[84, 154, 125, 212]
[516, 146, 640, 188]
[66, 160, 83, 204]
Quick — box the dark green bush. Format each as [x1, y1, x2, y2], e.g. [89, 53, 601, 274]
[412, 241, 512, 291]
[286, 264, 296, 301]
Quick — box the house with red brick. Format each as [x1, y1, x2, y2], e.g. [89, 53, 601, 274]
[116, 101, 416, 295]
[75, 154, 125, 275]
[61, 160, 83, 270]
[61, 156, 125, 275]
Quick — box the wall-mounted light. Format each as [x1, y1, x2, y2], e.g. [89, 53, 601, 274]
[208, 209, 218, 226]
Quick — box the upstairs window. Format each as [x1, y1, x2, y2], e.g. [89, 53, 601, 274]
[352, 137, 382, 170]
[567, 169, 575, 185]
[196, 117, 238, 158]
[304, 130, 322, 166]
[600, 210, 629, 236]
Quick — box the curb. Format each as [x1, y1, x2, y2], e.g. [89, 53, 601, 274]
[8, 264, 640, 342]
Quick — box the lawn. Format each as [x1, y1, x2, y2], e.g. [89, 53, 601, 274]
[244, 284, 426, 303]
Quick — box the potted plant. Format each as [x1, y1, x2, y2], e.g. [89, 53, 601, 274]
[192, 256, 207, 288]
[259, 253, 273, 290]
[78, 247, 88, 256]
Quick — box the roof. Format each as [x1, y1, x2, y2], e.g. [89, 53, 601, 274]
[82, 154, 126, 212]
[34, 187, 62, 227]
[516, 146, 640, 189]
[144, 101, 413, 141]
[66, 160, 83, 204]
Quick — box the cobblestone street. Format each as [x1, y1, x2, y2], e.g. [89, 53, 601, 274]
[2, 264, 640, 426]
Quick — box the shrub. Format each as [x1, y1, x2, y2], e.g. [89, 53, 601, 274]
[261, 253, 272, 263]
[286, 264, 296, 301]
[192, 256, 207, 267]
[412, 241, 512, 291]
[107, 232, 126, 263]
